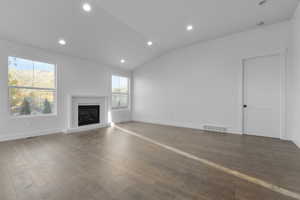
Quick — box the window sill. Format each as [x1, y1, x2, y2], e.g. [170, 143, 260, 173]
[10, 113, 58, 119]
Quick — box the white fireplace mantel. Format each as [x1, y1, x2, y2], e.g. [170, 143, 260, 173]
[63, 94, 110, 134]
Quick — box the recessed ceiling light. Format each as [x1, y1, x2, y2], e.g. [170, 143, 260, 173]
[147, 41, 153, 46]
[186, 25, 193, 31]
[82, 3, 92, 12]
[58, 39, 66, 46]
[120, 59, 125, 63]
[258, 0, 267, 6]
[257, 21, 265, 26]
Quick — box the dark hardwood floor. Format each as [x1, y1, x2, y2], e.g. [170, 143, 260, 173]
[0, 121, 299, 200]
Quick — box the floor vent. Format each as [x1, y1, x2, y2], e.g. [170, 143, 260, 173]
[26, 136, 38, 140]
[203, 125, 227, 133]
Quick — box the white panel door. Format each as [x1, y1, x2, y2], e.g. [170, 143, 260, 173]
[243, 54, 282, 138]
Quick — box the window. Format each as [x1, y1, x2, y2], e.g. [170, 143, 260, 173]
[8, 56, 56, 117]
[112, 75, 129, 109]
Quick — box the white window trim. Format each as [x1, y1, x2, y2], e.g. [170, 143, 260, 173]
[8, 57, 58, 118]
[111, 74, 130, 110]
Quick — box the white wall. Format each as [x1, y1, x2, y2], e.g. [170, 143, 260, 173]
[133, 22, 290, 136]
[288, 4, 300, 148]
[0, 39, 131, 141]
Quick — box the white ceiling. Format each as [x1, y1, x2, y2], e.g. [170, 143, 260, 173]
[0, 0, 298, 70]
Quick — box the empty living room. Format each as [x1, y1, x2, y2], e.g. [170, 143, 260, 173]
[1, 0, 300, 199]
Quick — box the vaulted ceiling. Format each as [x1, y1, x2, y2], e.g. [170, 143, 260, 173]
[0, 0, 298, 70]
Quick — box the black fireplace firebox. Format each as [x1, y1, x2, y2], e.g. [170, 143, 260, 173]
[78, 105, 100, 126]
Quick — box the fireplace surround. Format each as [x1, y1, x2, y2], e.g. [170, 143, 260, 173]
[64, 95, 109, 133]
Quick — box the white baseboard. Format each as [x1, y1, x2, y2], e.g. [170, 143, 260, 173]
[0, 128, 62, 142]
[132, 118, 242, 135]
[0, 123, 112, 142]
[113, 120, 132, 124]
[63, 123, 111, 134]
[294, 139, 300, 148]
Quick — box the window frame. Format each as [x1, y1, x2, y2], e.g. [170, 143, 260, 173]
[111, 74, 130, 110]
[8, 56, 58, 118]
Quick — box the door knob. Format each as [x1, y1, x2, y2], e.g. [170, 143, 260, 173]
[243, 105, 247, 108]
